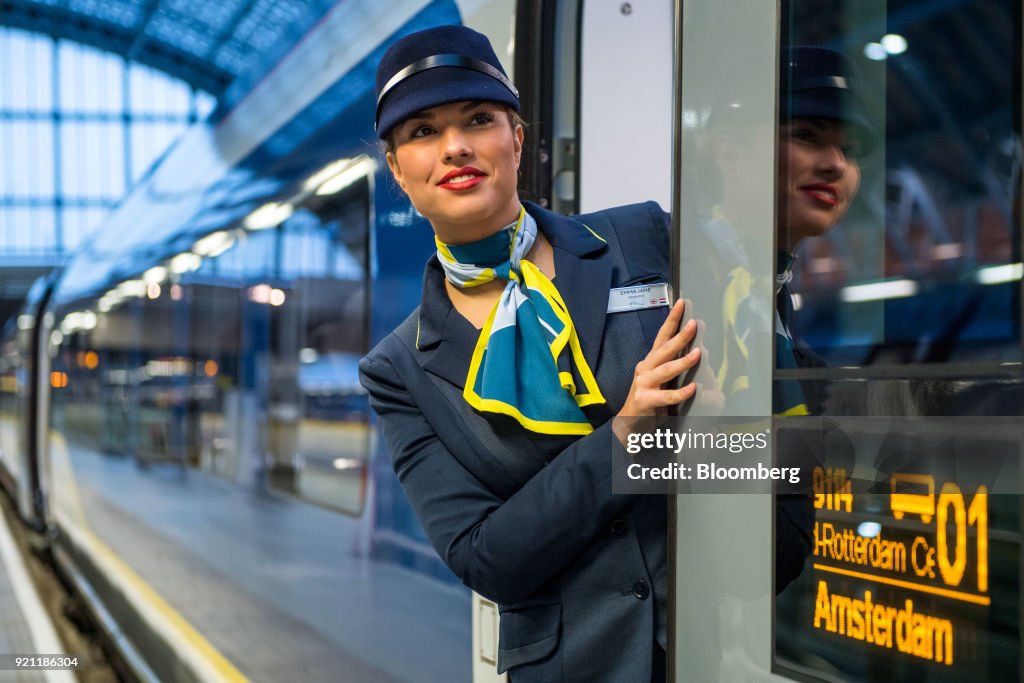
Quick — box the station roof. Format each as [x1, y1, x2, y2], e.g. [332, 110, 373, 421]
[1, 0, 335, 96]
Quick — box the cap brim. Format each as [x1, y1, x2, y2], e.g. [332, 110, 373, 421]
[780, 90, 878, 155]
[376, 66, 520, 139]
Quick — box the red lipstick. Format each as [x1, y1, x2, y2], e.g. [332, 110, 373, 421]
[800, 183, 839, 207]
[438, 166, 485, 190]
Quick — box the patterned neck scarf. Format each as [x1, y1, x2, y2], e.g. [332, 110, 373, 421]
[436, 206, 605, 435]
[703, 209, 809, 416]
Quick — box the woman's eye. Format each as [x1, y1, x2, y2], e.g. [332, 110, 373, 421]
[409, 124, 435, 138]
[470, 112, 495, 125]
[791, 127, 818, 143]
[841, 139, 863, 159]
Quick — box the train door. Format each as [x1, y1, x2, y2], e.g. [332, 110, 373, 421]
[669, 2, 778, 680]
[516, 0, 674, 215]
[670, 1, 1023, 681]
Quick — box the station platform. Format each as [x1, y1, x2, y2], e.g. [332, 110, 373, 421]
[0, 510, 77, 683]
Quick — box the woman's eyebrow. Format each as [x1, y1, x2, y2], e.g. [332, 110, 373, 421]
[406, 102, 486, 120]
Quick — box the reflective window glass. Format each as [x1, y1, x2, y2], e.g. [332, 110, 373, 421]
[266, 176, 371, 515]
[773, 2, 1022, 681]
[779, 5, 1019, 366]
[0, 29, 54, 111]
[58, 41, 125, 115]
[0, 31, 209, 254]
[214, 229, 275, 279]
[2, 120, 55, 197]
[60, 121, 126, 199]
[281, 210, 329, 279]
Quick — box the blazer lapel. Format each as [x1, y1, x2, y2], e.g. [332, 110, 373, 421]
[421, 313, 476, 389]
[416, 257, 477, 389]
[554, 246, 612, 370]
[527, 203, 612, 371]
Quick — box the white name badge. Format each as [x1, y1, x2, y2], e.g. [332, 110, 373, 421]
[607, 282, 671, 313]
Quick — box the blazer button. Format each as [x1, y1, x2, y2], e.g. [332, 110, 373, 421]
[610, 519, 628, 537]
[633, 580, 650, 600]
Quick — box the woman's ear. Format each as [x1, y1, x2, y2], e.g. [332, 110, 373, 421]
[385, 151, 405, 190]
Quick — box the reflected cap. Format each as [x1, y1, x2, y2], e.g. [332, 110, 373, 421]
[780, 46, 877, 154]
[375, 25, 520, 140]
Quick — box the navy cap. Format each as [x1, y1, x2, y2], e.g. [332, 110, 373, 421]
[780, 46, 877, 154]
[375, 25, 520, 140]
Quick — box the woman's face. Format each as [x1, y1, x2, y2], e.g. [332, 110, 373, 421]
[776, 118, 861, 251]
[387, 100, 523, 245]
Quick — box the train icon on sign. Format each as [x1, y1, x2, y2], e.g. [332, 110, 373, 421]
[890, 473, 936, 523]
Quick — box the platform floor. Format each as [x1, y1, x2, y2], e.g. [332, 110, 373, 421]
[51, 437, 471, 682]
[0, 508, 76, 683]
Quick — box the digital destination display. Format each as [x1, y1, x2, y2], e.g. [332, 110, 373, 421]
[775, 420, 1020, 681]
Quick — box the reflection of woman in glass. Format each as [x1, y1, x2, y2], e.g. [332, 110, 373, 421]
[706, 47, 874, 415]
[775, 46, 874, 414]
[359, 25, 700, 681]
[777, 48, 869, 253]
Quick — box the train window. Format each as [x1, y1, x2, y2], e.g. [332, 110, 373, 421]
[264, 171, 372, 516]
[0, 330, 21, 484]
[209, 228, 276, 280]
[782, 2, 1021, 367]
[774, 2, 1022, 682]
[188, 279, 244, 478]
[58, 166, 374, 518]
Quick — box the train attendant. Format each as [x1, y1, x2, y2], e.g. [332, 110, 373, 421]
[702, 46, 874, 417]
[359, 25, 698, 682]
[775, 46, 874, 414]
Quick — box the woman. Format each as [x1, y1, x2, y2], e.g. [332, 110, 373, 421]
[775, 45, 874, 415]
[359, 24, 696, 682]
[777, 46, 870, 254]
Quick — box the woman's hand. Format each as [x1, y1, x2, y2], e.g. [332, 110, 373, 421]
[618, 298, 701, 418]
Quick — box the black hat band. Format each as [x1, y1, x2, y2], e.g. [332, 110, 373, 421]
[374, 53, 520, 130]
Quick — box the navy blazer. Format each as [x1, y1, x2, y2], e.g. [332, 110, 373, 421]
[360, 201, 672, 681]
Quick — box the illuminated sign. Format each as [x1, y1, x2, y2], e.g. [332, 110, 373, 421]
[813, 580, 954, 664]
[812, 470, 989, 603]
[804, 470, 991, 670]
[774, 419, 1018, 682]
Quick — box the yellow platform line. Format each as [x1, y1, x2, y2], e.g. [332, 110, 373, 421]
[50, 432, 249, 682]
[813, 563, 991, 606]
